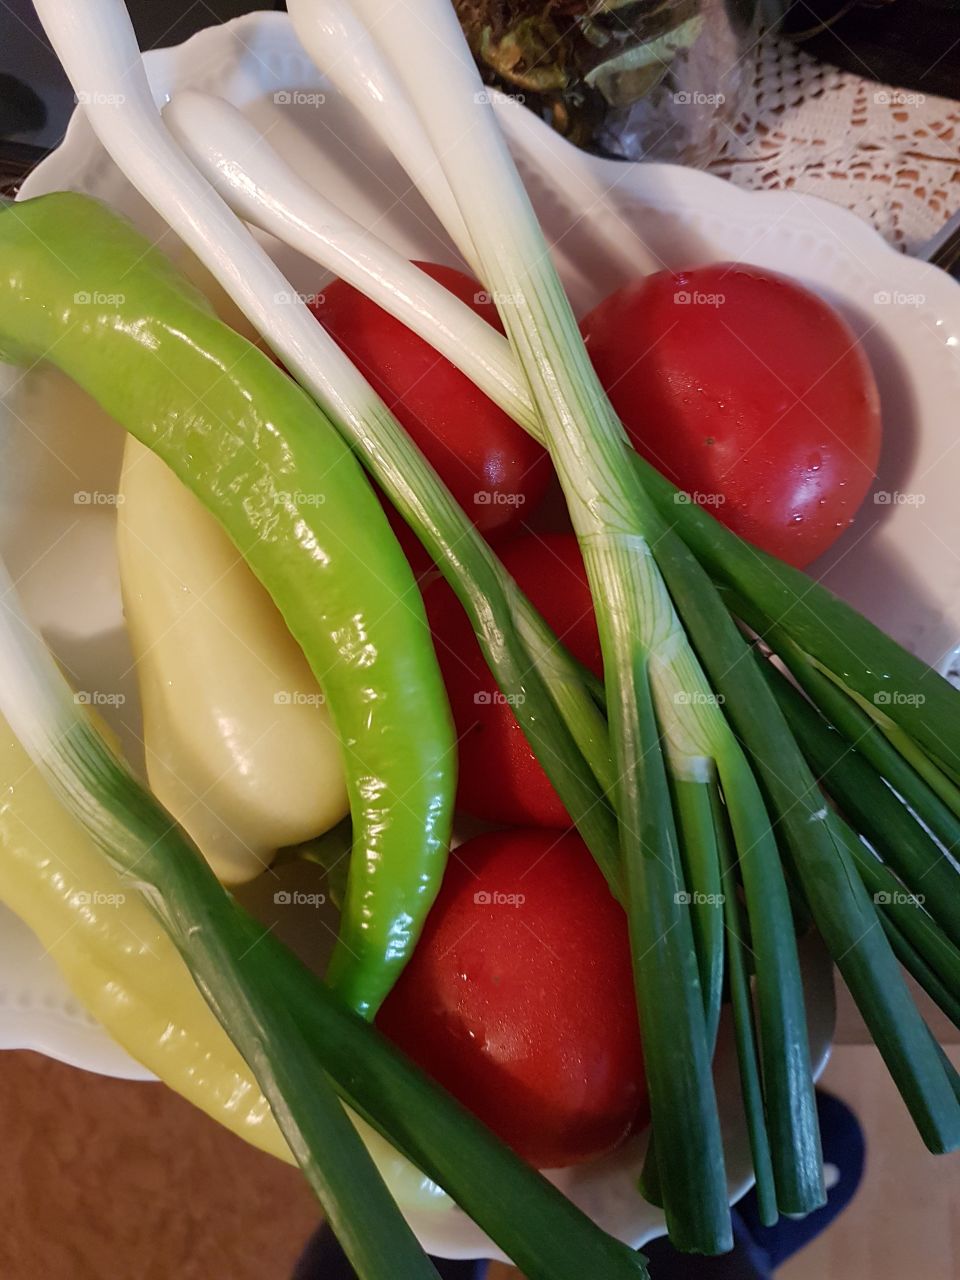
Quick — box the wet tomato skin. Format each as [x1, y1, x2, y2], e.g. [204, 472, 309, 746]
[580, 263, 882, 567]
[377, 828, 649, 1168]
[309, 262, 552, 556]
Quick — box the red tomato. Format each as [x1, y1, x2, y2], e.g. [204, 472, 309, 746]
[377, 829, 648, 1168]
[309, 264, 551, 548]
[581, 264, 882, 568]
[424, 533, 600, 827]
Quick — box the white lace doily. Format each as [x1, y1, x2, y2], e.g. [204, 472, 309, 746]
[707, 36, 960, 254]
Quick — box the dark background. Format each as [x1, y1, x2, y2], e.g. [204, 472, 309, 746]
[787, 0, 960, 96]
[1, 0, 958, 163]
[0, 1, 280, 152]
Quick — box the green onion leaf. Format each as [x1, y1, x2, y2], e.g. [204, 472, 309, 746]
[0, 559, 650, 1280]
[758, 654, 960, 950]
[0, 564, 440, 1280]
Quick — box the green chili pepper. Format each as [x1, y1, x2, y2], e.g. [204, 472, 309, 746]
[0, 191, 455, 1018]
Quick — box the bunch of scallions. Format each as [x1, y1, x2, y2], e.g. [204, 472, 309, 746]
[8, 0, 960, 1274]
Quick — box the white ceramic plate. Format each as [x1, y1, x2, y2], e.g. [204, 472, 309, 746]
[4, 6, 959, 1258]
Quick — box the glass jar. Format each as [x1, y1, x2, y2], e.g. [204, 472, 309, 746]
[456, 0, 760, 167]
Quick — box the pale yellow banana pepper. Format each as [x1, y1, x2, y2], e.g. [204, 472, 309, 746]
[0, 724, 449, 1214]
[118, 437, 350, 884]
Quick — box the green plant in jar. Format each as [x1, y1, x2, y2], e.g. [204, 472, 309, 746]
[455, 0, 745, 157]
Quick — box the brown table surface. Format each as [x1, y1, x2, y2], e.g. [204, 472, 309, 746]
[0, 972, 956, 1279]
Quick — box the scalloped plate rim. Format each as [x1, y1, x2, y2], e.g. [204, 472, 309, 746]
[7, 5, 960, 1262]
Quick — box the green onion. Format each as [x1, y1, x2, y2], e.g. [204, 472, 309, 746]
[0, 563, 439, 1280]
[172, 86, 956, 831]
[641, 546, 955, 1167]
[165, 93, 960, 835]
[749, 651, 960, 1150]
[236, 901, 652, 1280]
[870, 886, 960, 1032]
[821, 819, 960, 1151]
[196, 86, 960, 1158]
[0, 557, 649, 1280]
[935, 1042, 960, 1104]
[757, 653, 960, 950]
[853, 699, 960, 818]
[276, 0, 960, 1190]
[598, 499, 823, 1217]
[286, 0, 483, 277]
[757, 657, 960, 1027]
[713, 787, 778, 1227]
[163, 90, 534, 436]
[168, 84, 624, 825]
[33, 0, 960, 1247]
[31, 0, 620, 892]
[632, 461, 960, 780]
[332, 0, 838, 1234]
[353, 400, 624, 889]
[886, 925, 960, 1031]
[671, 773, 725, 1049]
[734, 597, 960, 865]
[352, 0, 744, 1247]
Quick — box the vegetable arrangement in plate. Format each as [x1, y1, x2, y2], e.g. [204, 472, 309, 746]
[0, 0, 958, 1277]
